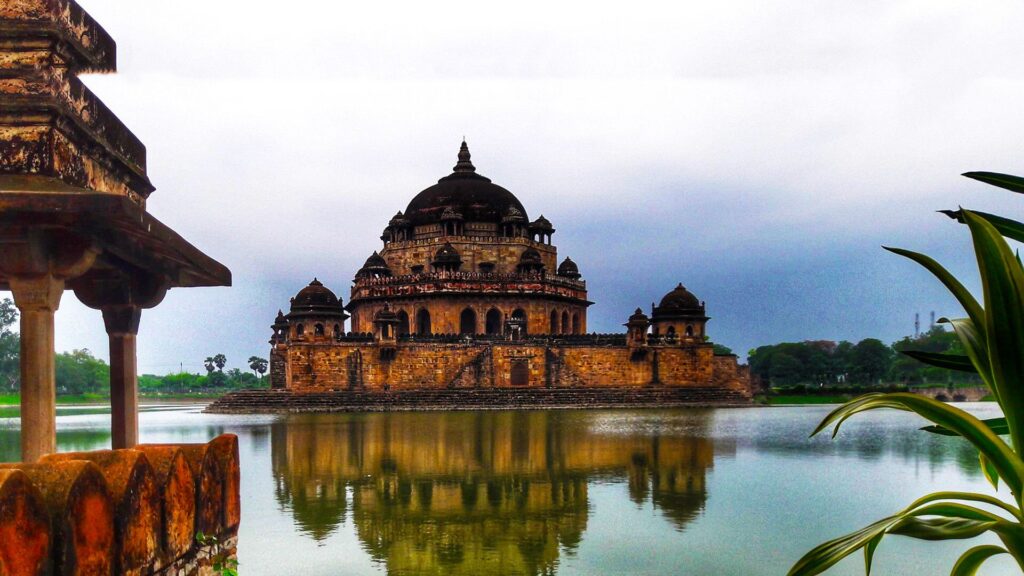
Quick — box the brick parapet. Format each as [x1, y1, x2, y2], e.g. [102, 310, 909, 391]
[0, 434, 240, 576]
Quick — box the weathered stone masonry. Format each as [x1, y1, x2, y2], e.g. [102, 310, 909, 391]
[264, 142, 751, 400]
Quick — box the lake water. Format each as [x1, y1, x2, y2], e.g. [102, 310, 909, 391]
[0, 404, 1019, 575]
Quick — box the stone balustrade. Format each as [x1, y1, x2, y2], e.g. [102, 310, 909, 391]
[352, 270, 586, 291]
[0, 434, 239, 576]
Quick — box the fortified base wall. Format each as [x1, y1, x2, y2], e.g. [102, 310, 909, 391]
[0, 434, 240, 576]
[279, 340, 750, 396]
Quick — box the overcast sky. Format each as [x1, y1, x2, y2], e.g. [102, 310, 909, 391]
[9, 0, 1024, 373]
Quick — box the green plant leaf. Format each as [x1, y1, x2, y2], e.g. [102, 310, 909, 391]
[963, 171, 1024, 194]
[943, 318, 997, 403]
[788, 515, 905, 576]
[888, 516, 995, 541]
[812, 393, 1024, 497]
[921, 417, 1008, 437]
[864, 533, 882, 576]
[981, 453, 1001, 490]
[951, 545, 1008, 576]
[964, 210, 1024, 454]
[900, 350, 977, 373]
[941, 209, 1024, 244]
[907, 501, 1003, 523]
[904, 491, 1021, 522]
[883, 248, 985, 329]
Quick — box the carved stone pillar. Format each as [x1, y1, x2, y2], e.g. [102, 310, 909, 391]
[73, 271, 166, 449]
[9, 275, 64, 462]
[103, 305, 142, 448]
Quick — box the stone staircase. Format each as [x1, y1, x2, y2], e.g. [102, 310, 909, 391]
[204, 386, 751, 414]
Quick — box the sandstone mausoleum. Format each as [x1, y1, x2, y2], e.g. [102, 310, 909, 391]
[259, 142, 750, 404]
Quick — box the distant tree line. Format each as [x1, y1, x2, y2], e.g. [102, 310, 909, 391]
[0, 298, 268, 395]
[749, 326, 978, 388]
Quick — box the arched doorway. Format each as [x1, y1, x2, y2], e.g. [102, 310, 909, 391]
[511, 309, 528, 335]
[561, 311, 569, 335]
[510, 360, 529, 386]
[550, 310, 559, 334]
[571, 313, 580, 334]
[460, 308, 477, 335]
[396, 310, 410, 336]
[417, 309, 431, 336]
[486, 308, 502, 335]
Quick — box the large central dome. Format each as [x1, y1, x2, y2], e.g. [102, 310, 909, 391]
[404, 141, 528, 226]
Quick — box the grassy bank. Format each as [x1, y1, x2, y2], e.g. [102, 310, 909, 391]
[0, 392, 229, 406]
[766, 394, 855, 405]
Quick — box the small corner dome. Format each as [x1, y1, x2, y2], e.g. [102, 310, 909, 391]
[557, 257, 580, 278]
[629, 308, 649, 323]
[388, 211, 408, 227]
[289, 278, 347, 317]
[658, 283, 701, 311]
[357, 251, 392, 279]
[362, 251, 389, 269]
[530, 215, 553, 230]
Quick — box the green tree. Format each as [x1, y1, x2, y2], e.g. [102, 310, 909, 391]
[848, 338, 893, 384]
[55, 349, 109, 395]
[213, 354, 226, 372]
[768, 352, 802, 385]
[204, 357, 215, 374]
[248, 356, 268, 378]
[0, 298, 18, 391]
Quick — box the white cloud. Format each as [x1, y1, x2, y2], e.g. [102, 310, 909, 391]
[35, 0, 1024, 369]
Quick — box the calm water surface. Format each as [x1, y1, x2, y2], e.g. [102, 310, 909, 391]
[0, 404, 1018, 575]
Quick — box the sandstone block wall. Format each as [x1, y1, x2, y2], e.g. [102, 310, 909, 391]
[0, 435, 240, 576]
[382, 236, 558, 275]
[350, 297, 586, 336]
[284, 341, 750, 394]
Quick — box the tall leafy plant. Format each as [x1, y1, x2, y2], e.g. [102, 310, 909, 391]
[790, 172, 1024, 576]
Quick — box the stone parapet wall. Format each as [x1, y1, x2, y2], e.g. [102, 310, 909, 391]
[380, 235, 560, 275]
[0, 434, 239, 575]
[281, 340, 750, 395]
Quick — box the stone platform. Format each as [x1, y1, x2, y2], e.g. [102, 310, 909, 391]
[204, 386, 751, 414]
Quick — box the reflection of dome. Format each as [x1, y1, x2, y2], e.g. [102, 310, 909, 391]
[653, 488, 707, 532]
[557, 257, 580, 279]
[404, 141, 528, 227]
[289, 279, 347, 318]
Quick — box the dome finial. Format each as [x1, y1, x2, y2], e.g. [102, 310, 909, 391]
[454, 139, 476, 173]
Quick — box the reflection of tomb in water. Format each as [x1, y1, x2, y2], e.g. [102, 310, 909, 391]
[271, 411, 726, 574]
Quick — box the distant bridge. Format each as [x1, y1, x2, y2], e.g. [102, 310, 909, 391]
[911, 386, 989, 402]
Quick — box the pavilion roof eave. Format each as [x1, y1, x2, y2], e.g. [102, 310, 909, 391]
[0, 192, 231, 290]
